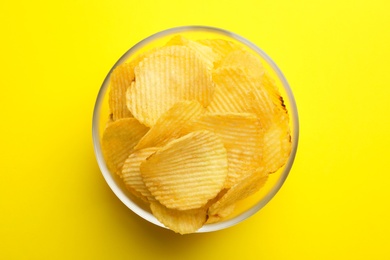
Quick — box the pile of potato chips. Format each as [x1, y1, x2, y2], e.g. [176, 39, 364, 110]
[101, 35, 292, 234]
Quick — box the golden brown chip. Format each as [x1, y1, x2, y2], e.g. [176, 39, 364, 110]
[219, 49, 265, 81]
[121, 147, 159, 202]
[127, 45, 214, 127]
[135, 100, 205, 150]
[206, 203, 235, 224]
[150, 201, 207, 235]
[248, 80, 279, 130]
[250, 68, 289, 128]
[259, 71, 284, 109]
[204, 188, 235, 224]
[140, 130, 228, 210]
[208, 66, 279, 130]
[183, 113, 264, 188]
[109, 62, 134, 120]
[249, 72, 291, 173]
[101, 118, 149, 175]
[262, 116, 292, 173]
[208, 167, 269, 216]
[125, 46, 169, 70]
[206, 67, 254, 114]
[207, 66, 286, 131]
[166, 35, 219, 70]
[196, 38, 242, 65]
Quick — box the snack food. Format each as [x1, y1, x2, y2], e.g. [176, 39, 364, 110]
[140, 130, 228, 211]
[99, 34, 292, 234]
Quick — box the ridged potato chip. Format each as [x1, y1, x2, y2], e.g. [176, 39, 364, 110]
[262, 115, 292, 173]
[101, 118, 149, 175]
[135, 100, 205, 150]
[121, 147, 159, 202]
[249, 80, 279, 130]
[183, 112, 264, 188]
[128, 45, 184, 68]
[140, 130, 228, 210]
[219, 49, 265, 81]
[127, 45, 214, 127]
[206, 204, 235, 224]
[209, 167, 269, 216]
[249, 67, 289, 130]
[197, 38, 242, 65]
[109, 62, 134, 120]
[150, 201, 207, 235]
[260, 71, 285, 109]
[250, 73, 292, 172]
[208, 66, 282, 130]
[166, 35, 219, 70]
[204, 189, 235, 224]
[206, 67, 254, 114]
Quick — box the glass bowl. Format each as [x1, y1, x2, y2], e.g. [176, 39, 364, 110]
[92, 25, 299, 233]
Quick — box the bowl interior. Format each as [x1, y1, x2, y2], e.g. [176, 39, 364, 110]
[92, 26, 299, 232]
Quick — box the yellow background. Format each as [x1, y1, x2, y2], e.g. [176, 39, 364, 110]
[1, 0, 389, 259]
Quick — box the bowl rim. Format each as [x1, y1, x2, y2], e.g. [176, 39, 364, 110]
[92, 25, 299, 233]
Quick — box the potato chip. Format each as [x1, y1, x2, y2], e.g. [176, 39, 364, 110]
[204, 188, 235, 224]
[121, 147, 159, 202]
[197, 38, 242, 64]
[166, 35, 219, 70]
[259, 71, 284, 108]
[206, 67, 254, 114]
[150, 201, 207, 235]
[135, 100, 205, 150]
[248, 81, 280, 130]
[109, 62, 134, 120]
[206, 66, 279, 130]
[219, 49, 265, 81]
[262, 115, 292, 173]
[128, 46, 179, 68]
[250, 72, 291, 173]
[140, 130, 228, 210]
[127, 45, 214, 127]
[183, 113, 264, 188]
[101, 118, 149, 175]
[209, 167, 269, 215]
[209, 66, 282, 130]
[206, 204, 235, 224]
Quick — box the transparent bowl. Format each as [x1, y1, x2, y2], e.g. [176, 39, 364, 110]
[92, 25, 299, 233]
